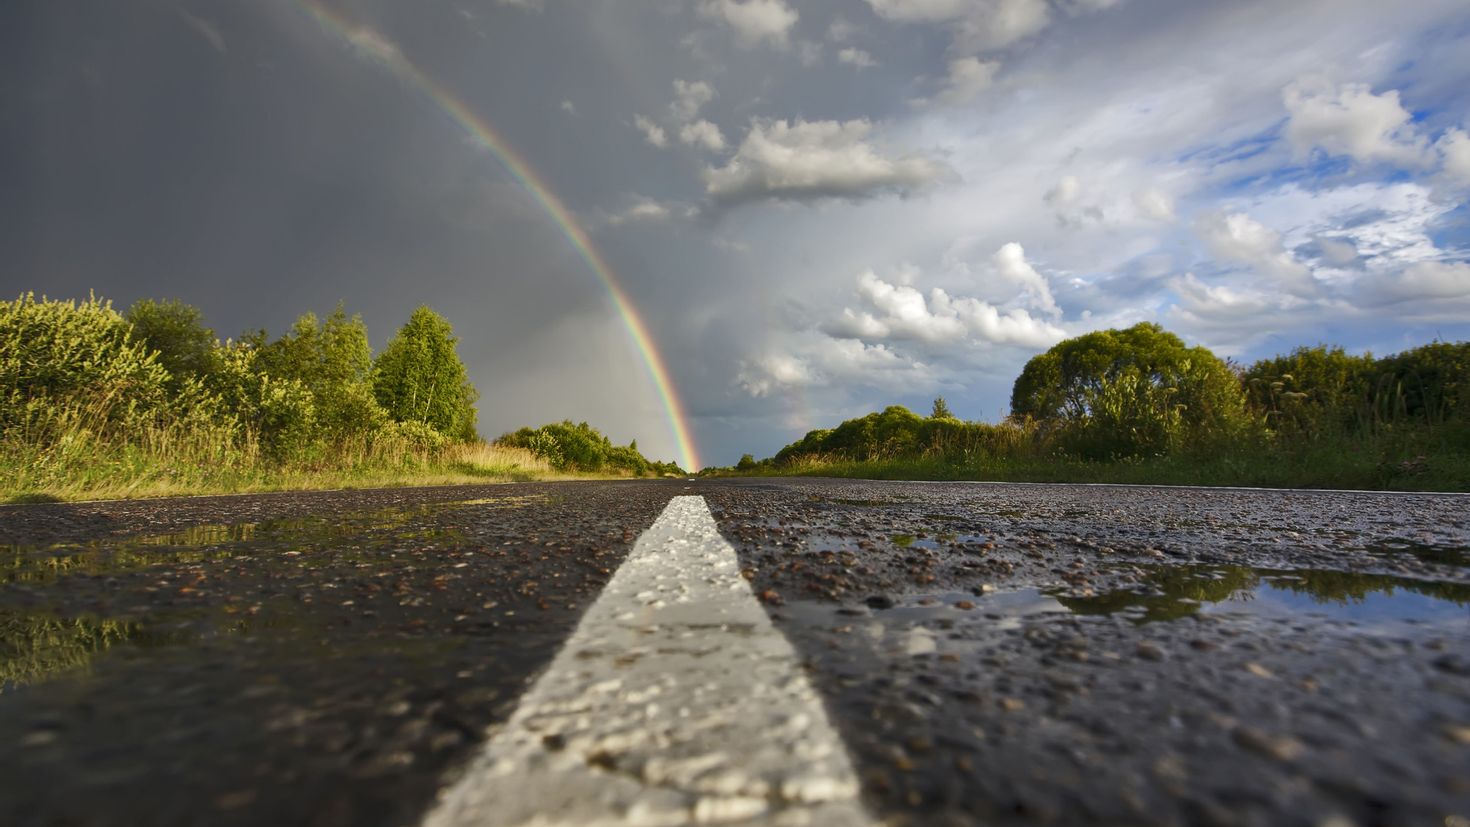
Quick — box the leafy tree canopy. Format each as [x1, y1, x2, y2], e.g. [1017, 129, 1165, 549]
[254, 304, 384, 440]
[1009, 322, 1248, 457]
[126, 299, 219, 390]
[372, 306, 479, 441]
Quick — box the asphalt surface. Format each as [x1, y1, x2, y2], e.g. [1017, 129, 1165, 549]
[3, 478, 1469, 826]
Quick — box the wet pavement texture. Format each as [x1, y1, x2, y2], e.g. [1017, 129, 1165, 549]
[0, 481, 680, 827]
[1, 478, 1467, 827]
[704, 479, 1470, 827]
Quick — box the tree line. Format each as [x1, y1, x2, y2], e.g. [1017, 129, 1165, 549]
[498, 421, 684, 476]
[1, 294, 679, 492]
[741, 323, 1469, 487]
[1, 294, 479, 462]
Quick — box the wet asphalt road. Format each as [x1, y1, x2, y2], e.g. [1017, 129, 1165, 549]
[3, 478, 1469, 827]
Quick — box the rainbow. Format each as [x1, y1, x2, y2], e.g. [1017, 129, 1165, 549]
[290, 1, 699, 471]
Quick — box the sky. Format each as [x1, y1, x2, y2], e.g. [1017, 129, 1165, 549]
[4, 0, 1470, 469]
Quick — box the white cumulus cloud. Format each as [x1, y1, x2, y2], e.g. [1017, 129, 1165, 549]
[634, 114, 667, 148]
[738, 338, 925, 396]
[1359, 260, 1470, 306]
[680, 119, 727, 152]
[824, 269, 1066, 348]
[703, 119, 954, 207]
[991, 242, 1061, 317]
[670, 79, 716, 122]
[700, 0, 798, 49]
[935, 57, 999, 105]
[1438, 128, 1470, 186]
[867, 0, 1052, 52]
[1282, 78, 1430, 167]
[1195, 211, 1317, 296]
[838, 47, 878, 69]
[1132, 187, 1175, 222]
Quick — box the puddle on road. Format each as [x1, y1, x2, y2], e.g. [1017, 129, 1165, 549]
[0, 496, 538, 690]
[1364, 539, 1470, 567]
[783, 564, 1470, 646]
[0, 496, 547, 586]
[1056, 565, 1470, 628]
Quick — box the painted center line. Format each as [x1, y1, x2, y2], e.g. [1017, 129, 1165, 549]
[422, 496, 876, 827]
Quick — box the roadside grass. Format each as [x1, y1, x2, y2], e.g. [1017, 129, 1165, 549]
[717, 426, 1470, 492]
[0, 428, 581, 504]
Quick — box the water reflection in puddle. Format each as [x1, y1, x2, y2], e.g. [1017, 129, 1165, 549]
[1364, 539, 1470, 567]
[1, 495, 544, 586]
[786, 564, 1470, 642]
[1057, 565, 1470, 629]
[0, 496, 535, 690]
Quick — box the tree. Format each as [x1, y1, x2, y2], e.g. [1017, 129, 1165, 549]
[371, 306, 479, 441]
[930, 397, 955, 419]
[125, 299, 218, 391]
[1010, 322, 1248, 458]
[736, 453, 757, 470]
[257, 304, 385, 441]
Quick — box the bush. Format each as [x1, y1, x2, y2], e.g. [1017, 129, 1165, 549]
[0, 293, 172, 434]
[126, 299, 220, 392]
[210, 342, 317, 461]
[497, 421, 680, 475]
[1011, 322, 1249, 458]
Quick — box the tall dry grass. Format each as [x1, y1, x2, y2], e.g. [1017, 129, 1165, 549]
[0, 394, 561, 502]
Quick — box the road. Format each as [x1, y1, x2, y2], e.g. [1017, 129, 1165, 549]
[2, 479, 1468, 826]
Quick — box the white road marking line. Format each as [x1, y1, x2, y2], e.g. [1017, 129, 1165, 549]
[422, 495, 877, 827]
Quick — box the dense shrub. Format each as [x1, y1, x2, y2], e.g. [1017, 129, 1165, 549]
[1011, 323, 1249, 458]
[0, 294, 172, 433]
[1243, 345, 1377, 437]
[497, 421, 682, 475]
[126, 299, 220, 393]
[772, 404, 1033, 466]
[1371, 341, 1470, 426]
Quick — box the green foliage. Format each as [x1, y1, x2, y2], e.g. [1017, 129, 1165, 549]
[0, 294, 172, 430]
[255, 305, 386, 441]
[498, 421, 683, 476]
[738, 323, 1468, 491]
[1371, 340, 1470, 426]
[1244, 345, 1377, 436]
[772, 405, 1029, 466]
[930, 397, 955, 419]
[1011, 322, 1249, 458]
[0, 294, 612, 500]
[372, 307, 479, 441]
[736, 453, 758, 470]
[1244, 341, 1470, 439]
[210, 342, 317, 460]
[125, 299, 219, 391]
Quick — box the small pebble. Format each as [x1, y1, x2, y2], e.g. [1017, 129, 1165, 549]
[1136, 642, 1166, 661]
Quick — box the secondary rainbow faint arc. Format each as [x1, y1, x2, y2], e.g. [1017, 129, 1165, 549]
[292, 1, 700, 471]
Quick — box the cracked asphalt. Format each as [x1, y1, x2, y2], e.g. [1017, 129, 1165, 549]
[3, 478, 1469, 826]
